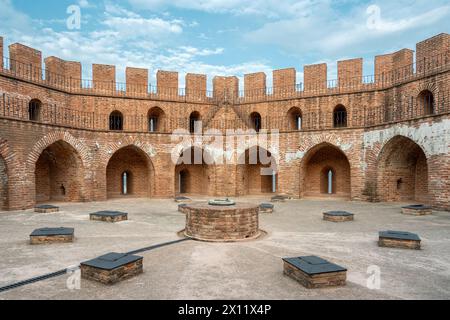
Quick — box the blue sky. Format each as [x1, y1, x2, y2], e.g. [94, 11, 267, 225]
[0, 0, 449, 89]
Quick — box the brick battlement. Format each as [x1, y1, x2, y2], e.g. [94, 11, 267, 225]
[0, 33, 449, 103]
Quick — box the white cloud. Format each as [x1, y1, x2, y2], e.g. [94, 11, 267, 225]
[78, 0, 94, 9]
[244, 1, 450, 59]
[128, 0, 315, 18]
[0, 0, 270, 89]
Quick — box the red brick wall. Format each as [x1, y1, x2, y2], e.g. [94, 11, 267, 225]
[9, 43, 42, 80]
[0, 155, 7, 210]
[417, 33, 450, 70]
[244, 72, 266, 98]
[0, 33, 449, 211]
[213, 76, 239, 100]
[0, 37, 3, 70]
[338, 58, 363, 88]
[93, 64, 116, 91]
[126, 67, 148, 94]
[273, 68, 296, 95]
[186, 73, 207, 99]
[304, 63, 327, 92]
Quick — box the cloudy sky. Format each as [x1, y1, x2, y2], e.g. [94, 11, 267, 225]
[0, 0, 448, 88]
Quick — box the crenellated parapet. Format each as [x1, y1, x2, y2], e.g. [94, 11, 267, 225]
[0, 33, 448, 103]
[213, 76, 239, 101]
[304, 63, 327, 92]
[9, 42, 42, 79]
[45, 56, 82, 88]
[126, 67, 148, 94]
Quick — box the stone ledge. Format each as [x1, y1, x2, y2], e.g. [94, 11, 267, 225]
[90, 211, 128, 222]
[34, 205, 59, 213]
[401, 205, 432, 216]
[30, 227, 74, 244]
[175, 196, 192, 203]
[323, 211, 354, 222]
[259, 203, 274, 213]
[283, 256, 347, 289]
[80, 252, 143, 285]
[378, 231, 421, 250]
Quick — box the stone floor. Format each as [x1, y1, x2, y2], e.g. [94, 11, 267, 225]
[0, 197, 449, 300]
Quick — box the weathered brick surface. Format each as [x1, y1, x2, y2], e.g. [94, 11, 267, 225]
[304, 63, 327, 92]
[283, 261, 347, 289]
[30, 234, 73, 244]
[0, 33, 449, 212]
[92, 64, 116, 92]
[184, 202, 260, 241]
[338, 58, 363, 88]
[126, 67, 148, 93]
[81, 259, 143, 284]
[323, 213, 354, 222]
[401, 206, 432, 216]
[378, 237, 421, 250]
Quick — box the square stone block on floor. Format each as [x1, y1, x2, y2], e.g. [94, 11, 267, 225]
[178, 203, 188, 213]
[34, 205, 59, 213]
[378, 231, 421, 250]
[175, 196, 192, 203]
[323, 211, 354, 222]
[30, 227, 74, 244]
[283, 256, 347, 289]
[401, 205, 432, 216]
[259, 203, 274, 213]
[271, 195, 289, 203]
[90, 211, 128, 222]
[80, 252, 143, 285]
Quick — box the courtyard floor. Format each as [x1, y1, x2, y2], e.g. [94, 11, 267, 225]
[0, 197, 449, 300]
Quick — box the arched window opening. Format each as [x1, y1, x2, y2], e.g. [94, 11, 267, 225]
[250, 112, 262, 132]
[189, 112, 200, 134]
[288, 107, 302, 130]
[333, 105, 347, 128]
[109, 111, 123, 131]
[28, 99, 42, 121]
[148, 107, 165, 132]
[418, 90, 434, 115]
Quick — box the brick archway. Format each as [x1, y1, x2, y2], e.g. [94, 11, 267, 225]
[301, 142, 351, 199]
[376, 135, 429, 203]
[27, 131, 90, 170]
[106, 145, 155, 198]
[0, 138, 16, 210]
[34, 140, 86, 203]
[174, 146, 215, 196]
[236, 146, 278, 195]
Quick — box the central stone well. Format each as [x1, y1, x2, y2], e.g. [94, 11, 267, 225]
[184, 200, 260, 242]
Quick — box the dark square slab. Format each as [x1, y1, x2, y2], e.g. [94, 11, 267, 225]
[324, 211, 354, 217]
[379, 231, 421, 241]
[90, 211, 128, 217]
[81, 252, 142, 270]
[35, 205, 59, 209]
[402, 204, 432, 210]
[175, 196, 190, 201]
[282, 256, 347, 275]
[30, 227, 74, 237]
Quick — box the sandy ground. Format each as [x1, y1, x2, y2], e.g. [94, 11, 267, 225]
[0, 196, 449, 300]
